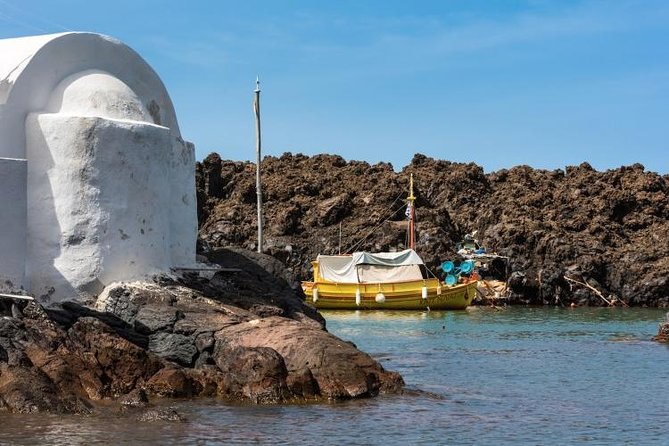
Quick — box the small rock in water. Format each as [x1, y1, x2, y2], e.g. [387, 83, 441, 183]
[120, 388, 149, 408]
[136, 408, 187, 423]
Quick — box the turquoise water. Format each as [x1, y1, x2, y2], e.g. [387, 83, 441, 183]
[2, 307, 668, 445]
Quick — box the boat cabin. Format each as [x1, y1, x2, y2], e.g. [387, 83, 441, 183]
[312, 249, 426, 284]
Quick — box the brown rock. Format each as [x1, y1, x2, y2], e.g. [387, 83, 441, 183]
[0, 245, 405, 413]
[68, 317, 164, 396]
[146, 367, 199, 398]
[653, 316, 669, 342]
[216, 316, 404, 399]
[135, 407, 187, 422]
[0, 365, 91, 414]
[197, 152, 669, 307]
[120, 388, 149, 407]
[213, 343, 290, 403]
[286, 366, 319, 399]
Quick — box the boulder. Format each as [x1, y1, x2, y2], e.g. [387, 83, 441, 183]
[213, 343, 290, 403]
[215, 316, 404, 398]
[148, 333, 197, 367]
[0, 247, 404, 413]
[653, 313, 669, 343]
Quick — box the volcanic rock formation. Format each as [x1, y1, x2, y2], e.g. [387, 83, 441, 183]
[197, 152, 669, 307]
[0, 248, 403, 414]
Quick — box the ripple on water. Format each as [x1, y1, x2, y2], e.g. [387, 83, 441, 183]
[2, 307, 669, 445]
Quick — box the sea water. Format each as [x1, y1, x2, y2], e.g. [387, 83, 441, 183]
[1, 307, 668, 445]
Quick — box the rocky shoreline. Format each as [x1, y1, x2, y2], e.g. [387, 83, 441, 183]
[197, 152, 668, 307]
[0, 248, 403, 415]
[3, 152, 667, 415]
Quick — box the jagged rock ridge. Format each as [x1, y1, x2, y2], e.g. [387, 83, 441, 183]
[197, 152, 669, 307]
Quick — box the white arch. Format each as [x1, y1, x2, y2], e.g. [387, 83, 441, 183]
[0, 32, 180, 159]
[0, 32, 196, 301]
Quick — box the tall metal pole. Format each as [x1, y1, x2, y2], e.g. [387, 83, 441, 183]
[254, 77, 263, 253]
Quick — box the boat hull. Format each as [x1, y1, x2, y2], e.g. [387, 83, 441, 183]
[302, 279, 477, 310]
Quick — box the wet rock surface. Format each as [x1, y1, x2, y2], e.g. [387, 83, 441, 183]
[0, 249, 403, 414]
[197, 153, 669, 307]
[653, 313, 669, 343]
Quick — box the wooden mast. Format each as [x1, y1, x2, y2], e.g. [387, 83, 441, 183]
[407, 173, 416, 250]
[254, 77, 263, 253]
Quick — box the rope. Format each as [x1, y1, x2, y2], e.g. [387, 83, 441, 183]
[344, 190, 406, 254]
[340, 188, 444, 282]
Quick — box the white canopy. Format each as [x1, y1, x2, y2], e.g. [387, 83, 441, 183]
[317, 249, 425, 284]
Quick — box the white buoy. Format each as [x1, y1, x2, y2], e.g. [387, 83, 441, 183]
[355, 288, 362, 306]
[375, 292, 386, 303]
[312, 287, 319, 303]
[421, 286, 428, 299]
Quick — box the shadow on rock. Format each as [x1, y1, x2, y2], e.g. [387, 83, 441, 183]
[0, 248, 403, 414]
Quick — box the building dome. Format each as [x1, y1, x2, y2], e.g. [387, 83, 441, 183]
[0, 32, 195, 301]
[46, 69, 152, 122]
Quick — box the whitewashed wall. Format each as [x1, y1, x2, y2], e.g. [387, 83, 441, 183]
[0, 32, 197, 303]
[0, 157, 26, 292]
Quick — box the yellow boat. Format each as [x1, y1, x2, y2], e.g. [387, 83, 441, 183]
[302, 257, 477, 310]
[301, 175, 477, 311]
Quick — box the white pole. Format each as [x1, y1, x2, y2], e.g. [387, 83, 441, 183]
[254, 77, 263, 253]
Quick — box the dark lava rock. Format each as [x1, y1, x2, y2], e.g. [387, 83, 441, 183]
[213, 343, 290, 404]
[136, 407, 187, 422]
[286, 366, 320, 399]
[653, 313, 669, 343]
[0, 247, 403, 414]
[197, 153, 669, 307]
[145, 367, 199, 398]
[148, 333, 197, 367]
[134, 306, 180, 334]
[120, 388, 149, 407]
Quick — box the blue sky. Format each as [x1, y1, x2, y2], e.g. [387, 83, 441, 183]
[1, 0, 668, 173]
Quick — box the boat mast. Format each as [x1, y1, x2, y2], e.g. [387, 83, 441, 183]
[254, 77, 263, 253]
[338, 222, 342, 255]
[407, 173, 416, 250]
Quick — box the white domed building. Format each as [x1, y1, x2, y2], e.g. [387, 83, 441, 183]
[0, 32, 197, 303]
